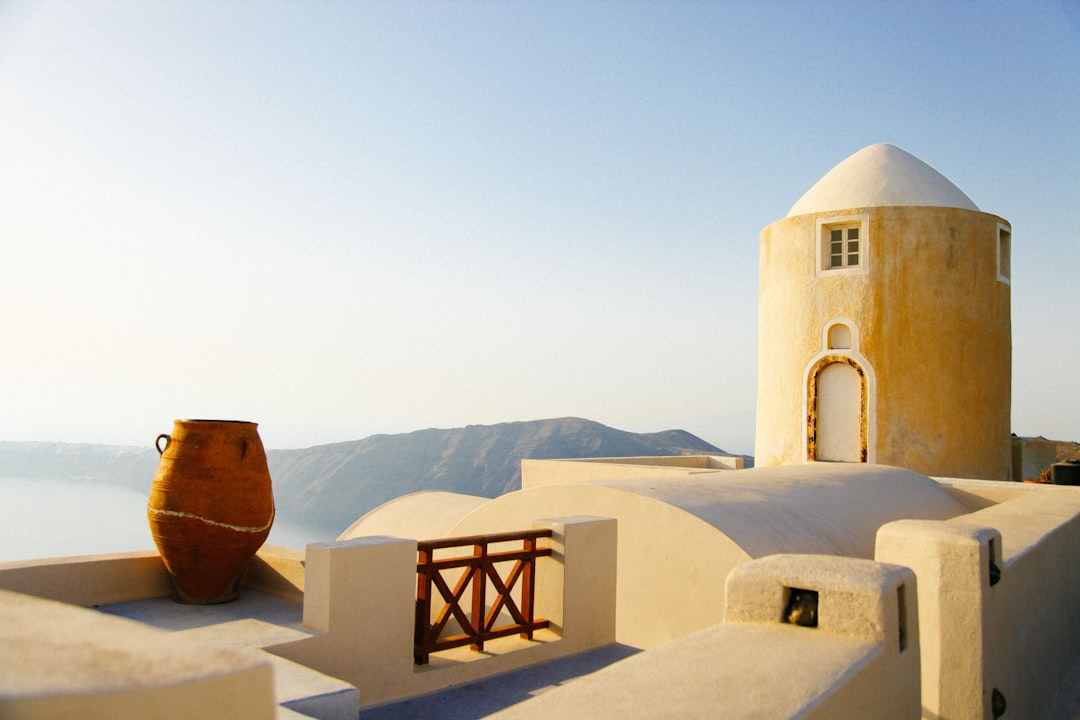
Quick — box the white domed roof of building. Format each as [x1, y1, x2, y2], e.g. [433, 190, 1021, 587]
[786, 143, 979, 217]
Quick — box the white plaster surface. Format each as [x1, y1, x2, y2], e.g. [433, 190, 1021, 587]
[329, 631, 1080, 720]
[875, 485, 1080, 720]
[412, 462, 970, 649]
[591, 462, 969, 559]
[1042, 657, 1080, 720]
[490, 552, 919, 719]
[448, 482, 750, 648]
[0, 590, 267, 694]
[488, 624, 881, 719]
[787, 143, 979, 216]
[338, 491, 489, 540]
[724, 553, 916, 648]
[99, 589, 360, 720]
[0, 588, 277, 719]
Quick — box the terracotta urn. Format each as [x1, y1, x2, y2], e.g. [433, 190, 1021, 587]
[147, 420, 275, 604]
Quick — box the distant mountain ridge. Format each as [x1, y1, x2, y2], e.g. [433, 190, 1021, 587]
[0, 441, 159, 489]
[266, 417, 736, 530]
[0, 417, 743, 535]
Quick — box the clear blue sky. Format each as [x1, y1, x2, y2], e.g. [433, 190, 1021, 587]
[1, 1, 1077, 453]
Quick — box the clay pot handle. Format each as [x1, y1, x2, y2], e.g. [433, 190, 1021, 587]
[156, 433, 172, 456]
[241, 440, 249, 460]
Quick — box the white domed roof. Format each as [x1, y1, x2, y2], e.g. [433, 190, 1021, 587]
[786, 144, 979, 217]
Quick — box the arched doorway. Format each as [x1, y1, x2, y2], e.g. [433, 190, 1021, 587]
[808, 356, 867, 462]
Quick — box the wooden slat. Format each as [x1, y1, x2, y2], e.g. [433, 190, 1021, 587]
[413, 529, 553, 665]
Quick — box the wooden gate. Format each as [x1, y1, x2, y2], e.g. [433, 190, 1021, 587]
[414, 529, 553, 665]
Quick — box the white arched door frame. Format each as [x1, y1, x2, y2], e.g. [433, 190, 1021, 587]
[801, 319, 877, 464]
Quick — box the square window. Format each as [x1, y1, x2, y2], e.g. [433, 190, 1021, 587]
[819, 217, 867, 273]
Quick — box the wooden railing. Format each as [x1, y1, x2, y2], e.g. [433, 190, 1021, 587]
[414, 529, 553, 665]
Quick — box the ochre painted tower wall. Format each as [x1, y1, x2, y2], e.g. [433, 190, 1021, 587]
[756, 205, 1011, 479]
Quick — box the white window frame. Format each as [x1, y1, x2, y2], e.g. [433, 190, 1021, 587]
[817, 214, 869, 276]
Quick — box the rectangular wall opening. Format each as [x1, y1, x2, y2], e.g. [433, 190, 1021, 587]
[783, 588, 818, 628]
[997, 225, 1011, 283]
[989, 537, 1002, 586]
[897, 584, 908, 651]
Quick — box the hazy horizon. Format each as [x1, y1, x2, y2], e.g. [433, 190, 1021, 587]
[2, 2, 1076, 457]
[0, 414, 740, 453]
[0, 476, 332, 563]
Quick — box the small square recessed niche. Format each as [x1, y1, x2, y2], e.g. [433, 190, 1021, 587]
[783, 587, 819, 628]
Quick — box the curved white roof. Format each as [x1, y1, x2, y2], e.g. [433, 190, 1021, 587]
[338, 490, 488, 540]
[593, 462, 967, 558]
[787, 144, 979, 217]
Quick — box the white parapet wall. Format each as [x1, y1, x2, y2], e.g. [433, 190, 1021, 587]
[724, 554, 920, 719]
[0, 588, 277, 720]
[877, 485, 1080, 720]
[266, 515, 618, 709]
[0, 544, 304, 607]
[0, 550, 172, 606]
[487, 554, 920, 719]
[876, 520, 999, 719]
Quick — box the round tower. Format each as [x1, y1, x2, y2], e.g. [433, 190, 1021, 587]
[755, 144, 1012, 480]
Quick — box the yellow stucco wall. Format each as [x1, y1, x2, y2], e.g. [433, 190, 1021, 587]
[756, 205, 1011, 479]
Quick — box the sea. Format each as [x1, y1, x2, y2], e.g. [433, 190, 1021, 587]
[0, 477, 334, 563]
